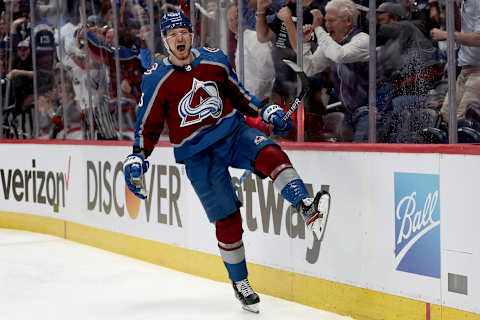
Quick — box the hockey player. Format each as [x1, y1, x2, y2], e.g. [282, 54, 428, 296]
[123, 11, 331, 313]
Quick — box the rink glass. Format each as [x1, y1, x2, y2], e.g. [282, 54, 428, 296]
[0, 0, 471, 144]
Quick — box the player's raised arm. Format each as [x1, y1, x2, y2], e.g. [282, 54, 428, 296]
[213, 50, 292, 136]
[216, 50, 266, 118]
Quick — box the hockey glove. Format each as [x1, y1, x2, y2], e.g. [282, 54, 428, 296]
[123, 153, 150, 199]
[260, 104, 293, 136]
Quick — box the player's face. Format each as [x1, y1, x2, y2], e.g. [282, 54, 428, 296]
[165, 27, 192, 60]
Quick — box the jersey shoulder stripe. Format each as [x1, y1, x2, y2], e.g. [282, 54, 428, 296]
[142, 58, 173, 83]
[197, 47, 230, 66]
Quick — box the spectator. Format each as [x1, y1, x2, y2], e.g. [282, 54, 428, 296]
[227, 5, 274, 100]
[428, 0, 441, 27]
[59, 20, 105, 113]
[0, 40, 10, 109]
[53, 70, 83, 140]
[9, 0, 30, 44]
[427, 0, 461, 32]
[403, 0, 439, 37]
[0, 15, 10, 41]
[36, 91, 57, 139]
[85, 26, 145, 139]
[2, 77, 34, 139]
[103, 8, 115, 29]
[376, 2, 445, 142]
[232, 0, 283, 67]
[431, 0, 480, 123]
[255, 0, 319, 141]
[256, 0, 317, 104]
[33, 0, 56, 26]
[226, 4, 238, 66]
[86, 15, 107, 42]
[302, 0, 370, 142]
[11, 36, 32, 72]
[377, 2, 444, 111]
[377, 2, 406, 25]
[427, 0, 461, 55]
[86, 26, 143, 99]
[0, 40, 9, 77]
[198, 0, 220, 47]
[243, 0, 284, 31]
[34, 27, 56, 90]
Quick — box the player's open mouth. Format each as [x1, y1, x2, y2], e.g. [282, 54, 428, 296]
[177, 44, 186, 52]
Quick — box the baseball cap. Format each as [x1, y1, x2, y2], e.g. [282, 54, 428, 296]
[35, 29, 55, 51]
[376, 2, 405, 19]
[87, 15, 104, 26]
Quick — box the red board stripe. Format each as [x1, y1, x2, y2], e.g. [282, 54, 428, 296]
[2, 139, 480, 155]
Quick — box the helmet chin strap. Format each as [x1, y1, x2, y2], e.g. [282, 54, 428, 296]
[162, 33, 194, 57]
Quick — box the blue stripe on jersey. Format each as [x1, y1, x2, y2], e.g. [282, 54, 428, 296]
[140, 48, 152, 69]
[134, 64, 173, 150]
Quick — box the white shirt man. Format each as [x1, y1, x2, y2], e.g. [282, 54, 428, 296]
[302, 0, 370, 141]
[431, 0, 480, 122]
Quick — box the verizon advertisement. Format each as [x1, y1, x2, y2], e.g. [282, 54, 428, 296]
[0, 145, 75, 215]
[0, 143, 478, 315]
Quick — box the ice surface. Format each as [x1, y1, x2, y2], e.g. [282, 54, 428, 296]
[0, 228, 354, 320]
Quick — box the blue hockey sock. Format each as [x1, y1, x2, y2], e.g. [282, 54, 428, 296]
[223, 260, 248, 282]
[280, 178, 311, 208]
[216, 211, 248, 282]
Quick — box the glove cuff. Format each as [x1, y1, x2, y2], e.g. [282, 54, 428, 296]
[261, 104, 282, 124]
[124, 153, 149, 173]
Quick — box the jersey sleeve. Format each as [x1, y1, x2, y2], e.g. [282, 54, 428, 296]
[140, 48, 153, 69]
[216, 50, 266, 117]
[133, 68, 166, 157]
[87, 31, 139, 61]
[86, 31, 111, 61]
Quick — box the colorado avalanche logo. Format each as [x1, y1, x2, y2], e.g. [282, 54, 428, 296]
[178, 78, 223, 127]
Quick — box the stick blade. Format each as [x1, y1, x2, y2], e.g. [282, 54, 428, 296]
[282, 59, 310, 97]
[282, 59, 303, 73]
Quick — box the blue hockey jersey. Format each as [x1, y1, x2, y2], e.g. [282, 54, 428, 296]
[133, 47, 265, 163]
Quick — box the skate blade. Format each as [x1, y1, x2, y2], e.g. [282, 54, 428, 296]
[311, 219, 324, 240]
[312, 193, 331, 241]
[242, 303, 260, 313]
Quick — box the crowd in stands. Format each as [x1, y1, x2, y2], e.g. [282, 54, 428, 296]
[0, 0, 478, 143]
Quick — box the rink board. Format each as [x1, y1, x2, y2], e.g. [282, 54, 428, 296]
[0, 141, 479, 320]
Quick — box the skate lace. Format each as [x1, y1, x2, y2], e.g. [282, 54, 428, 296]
[236, 279, 254, 297]
[301, 197, 315, 217]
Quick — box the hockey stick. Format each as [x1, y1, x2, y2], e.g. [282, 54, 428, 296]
[236, 60, 310, 187]
[132, 175, 148, 198]
[281, 59, 310, 121]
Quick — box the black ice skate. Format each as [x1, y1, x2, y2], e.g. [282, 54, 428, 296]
[297, 191, 331, 241]
[232, 279, 260, 313]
